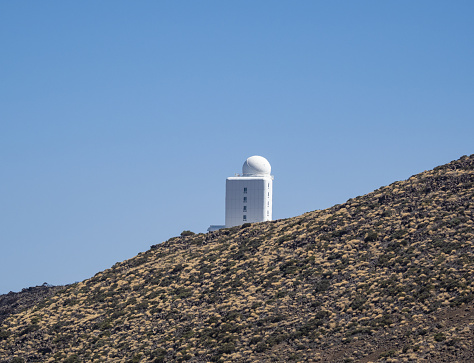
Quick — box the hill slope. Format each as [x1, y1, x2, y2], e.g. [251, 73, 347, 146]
[1, 155, 473, 362]
[0, 284, 61, 325]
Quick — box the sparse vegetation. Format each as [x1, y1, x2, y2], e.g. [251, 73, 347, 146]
[0, 154, 473, 362]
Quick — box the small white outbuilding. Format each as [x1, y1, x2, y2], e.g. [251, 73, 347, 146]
[208, 155, 273, 232]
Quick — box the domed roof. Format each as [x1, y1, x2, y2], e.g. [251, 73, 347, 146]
[242, 155, 271, 176]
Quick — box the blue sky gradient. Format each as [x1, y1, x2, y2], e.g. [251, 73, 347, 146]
[1, 1, 473, 293]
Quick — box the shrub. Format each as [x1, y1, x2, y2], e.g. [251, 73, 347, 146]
[364, 230, 378, 242]
[0, 330, 10, 340]
[150, 348, 167, 362]
[63, 355, 80, 363]
[314, 280, 330, 293]
[217, 343, 235, 354]
[350, 296, 367, 310]
[127, 353, 143, 363]
[255, 342, 267, 353]
[19, 324, 39, 336]
[180, 230, 195, 237]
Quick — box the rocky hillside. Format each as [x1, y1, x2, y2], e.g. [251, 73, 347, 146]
[0, 284, 60, 325]
[0, 155, 473, 363]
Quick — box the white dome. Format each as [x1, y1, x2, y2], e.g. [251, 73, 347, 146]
[242, 155, 271, 176]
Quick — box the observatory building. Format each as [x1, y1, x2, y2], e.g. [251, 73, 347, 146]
[208, 156, 273, 232]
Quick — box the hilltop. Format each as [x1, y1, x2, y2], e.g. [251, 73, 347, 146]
[0, 284, 60, 325]
[0, 155, 473, 362]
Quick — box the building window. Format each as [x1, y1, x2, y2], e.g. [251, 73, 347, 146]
[268, 183, 270, 188]
[243, 197, 247, 203]
[268, 192, 270, 197]
[243, 215, 247, 221]
[243, 206, 247, 212]
[267, 210, 269, 216]
[267, 201, 269, 207]
[243, 187, 247, 194]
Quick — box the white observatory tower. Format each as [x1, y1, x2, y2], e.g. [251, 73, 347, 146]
[208, 155, 273, 232]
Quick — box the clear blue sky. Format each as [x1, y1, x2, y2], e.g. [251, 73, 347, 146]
[1, 1, 473, 293]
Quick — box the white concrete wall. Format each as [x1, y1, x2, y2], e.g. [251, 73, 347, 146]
[225, 176, 273, 228]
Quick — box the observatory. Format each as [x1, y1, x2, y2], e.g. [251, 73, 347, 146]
[208, 156, 273, 232]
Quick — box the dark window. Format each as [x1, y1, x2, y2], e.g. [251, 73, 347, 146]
[243, 206, 247, 212]
[243, 215, 247, 221]
[243, 197, 247, 203]
[244, 187, 247, 194]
